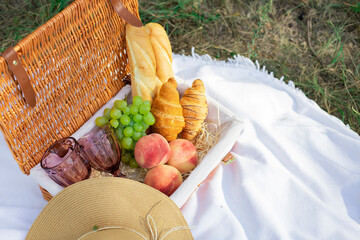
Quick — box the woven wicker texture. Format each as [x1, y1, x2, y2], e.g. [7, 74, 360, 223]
[0, 0, 139, 174]
[39, 186, 53, 202]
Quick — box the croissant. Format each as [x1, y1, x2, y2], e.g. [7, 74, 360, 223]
[151, 78, 185, 141]
[180, 79, 208, 141]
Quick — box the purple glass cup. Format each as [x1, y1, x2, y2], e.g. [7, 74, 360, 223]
[78, 125, 122, 177]
[41, 137, 91, 187]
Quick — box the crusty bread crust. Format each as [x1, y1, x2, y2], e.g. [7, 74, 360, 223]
[145, 23, 174, 84]
[180, 79, 208, 140]
[126, 24, 163, 102]
[126, 23, 174, 103]
[151, 78, 185, 141]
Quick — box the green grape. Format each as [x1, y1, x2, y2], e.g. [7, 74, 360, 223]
[114, 100, 121, 109]
[123, 106, 130, 115]
[121, 155, 130, 163]
[123, 126, 134, 137]
[122, 137, 133, 149]
[141, 122, 149, 132]
[132, 131, 142, 141]
[133, 123, 143, 132]
[115, 127, 124, 140]
[110, 109, 121, 119]
[103, 108, 111, 119]
[95, 116, 109, 127]
[128, 119, 134, 127]
[129, 157, 139, 168]
[143, 112, 155, 125]
[129, 105, 139, 115]
[133, 95, 143, 106]
[115, 100, 127, 110]
[139, 104, 151, 115]
[118, 123, 125, 129]
[125, 152, 134, 158]
[121, 152, 132, 163]
[130, 141, 136, 150]
[133, 113, 143, 123]
[120, 115, 131, 125]
[110, 119, 119, 128]
[142, 100, 151, 107]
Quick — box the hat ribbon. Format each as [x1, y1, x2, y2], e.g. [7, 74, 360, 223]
[77, 214, 193, 240]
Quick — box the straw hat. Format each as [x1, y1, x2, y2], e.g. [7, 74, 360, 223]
[26, 177, 193, 240]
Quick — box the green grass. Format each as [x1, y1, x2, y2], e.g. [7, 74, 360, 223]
[143, 0, 360, 134]
[0, 0, 71, 52]
[0, 0, 359, 134]
[248, 0, 274, 59]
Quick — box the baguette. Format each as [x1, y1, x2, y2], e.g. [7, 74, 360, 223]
[144, 23, 174, 84]
[126, 24, 163, 102]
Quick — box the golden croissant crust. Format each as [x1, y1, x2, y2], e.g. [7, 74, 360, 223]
[151, 78, 185, 141]
[180, 79, 208, 140]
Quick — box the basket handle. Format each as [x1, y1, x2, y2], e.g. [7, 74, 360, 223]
[2, 47, 36, 108]
[110, 0, 142, 27]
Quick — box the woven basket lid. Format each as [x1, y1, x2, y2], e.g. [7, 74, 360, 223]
[26, 177, 193, 240]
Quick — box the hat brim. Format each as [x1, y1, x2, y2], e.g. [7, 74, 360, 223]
[26, 177, 193, 240]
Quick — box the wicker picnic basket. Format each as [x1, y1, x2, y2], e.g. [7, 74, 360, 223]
[0, 0, 140, 201]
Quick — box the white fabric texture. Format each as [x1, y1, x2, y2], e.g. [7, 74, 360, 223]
[0, 52, 360, 240]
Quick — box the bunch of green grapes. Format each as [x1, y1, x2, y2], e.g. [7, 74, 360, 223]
[95, 95, 155, 168]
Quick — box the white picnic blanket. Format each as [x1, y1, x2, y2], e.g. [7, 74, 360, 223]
[0, 50, 359, 239]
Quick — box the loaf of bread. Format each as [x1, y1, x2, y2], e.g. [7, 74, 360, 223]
[151, 78, 185, 141]
[125, 24, 163, 102]
[144, 23, 174, 84]
[180, 79, 208, 141]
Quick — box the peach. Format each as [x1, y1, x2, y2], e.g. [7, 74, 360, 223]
[134, 133, 170, 169]
[167, 139, 198, 173]
[144, 165, 183, 196]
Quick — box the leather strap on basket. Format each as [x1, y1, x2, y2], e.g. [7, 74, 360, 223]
[2, 47, 36, 108]
[110, 0, 142, 27]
